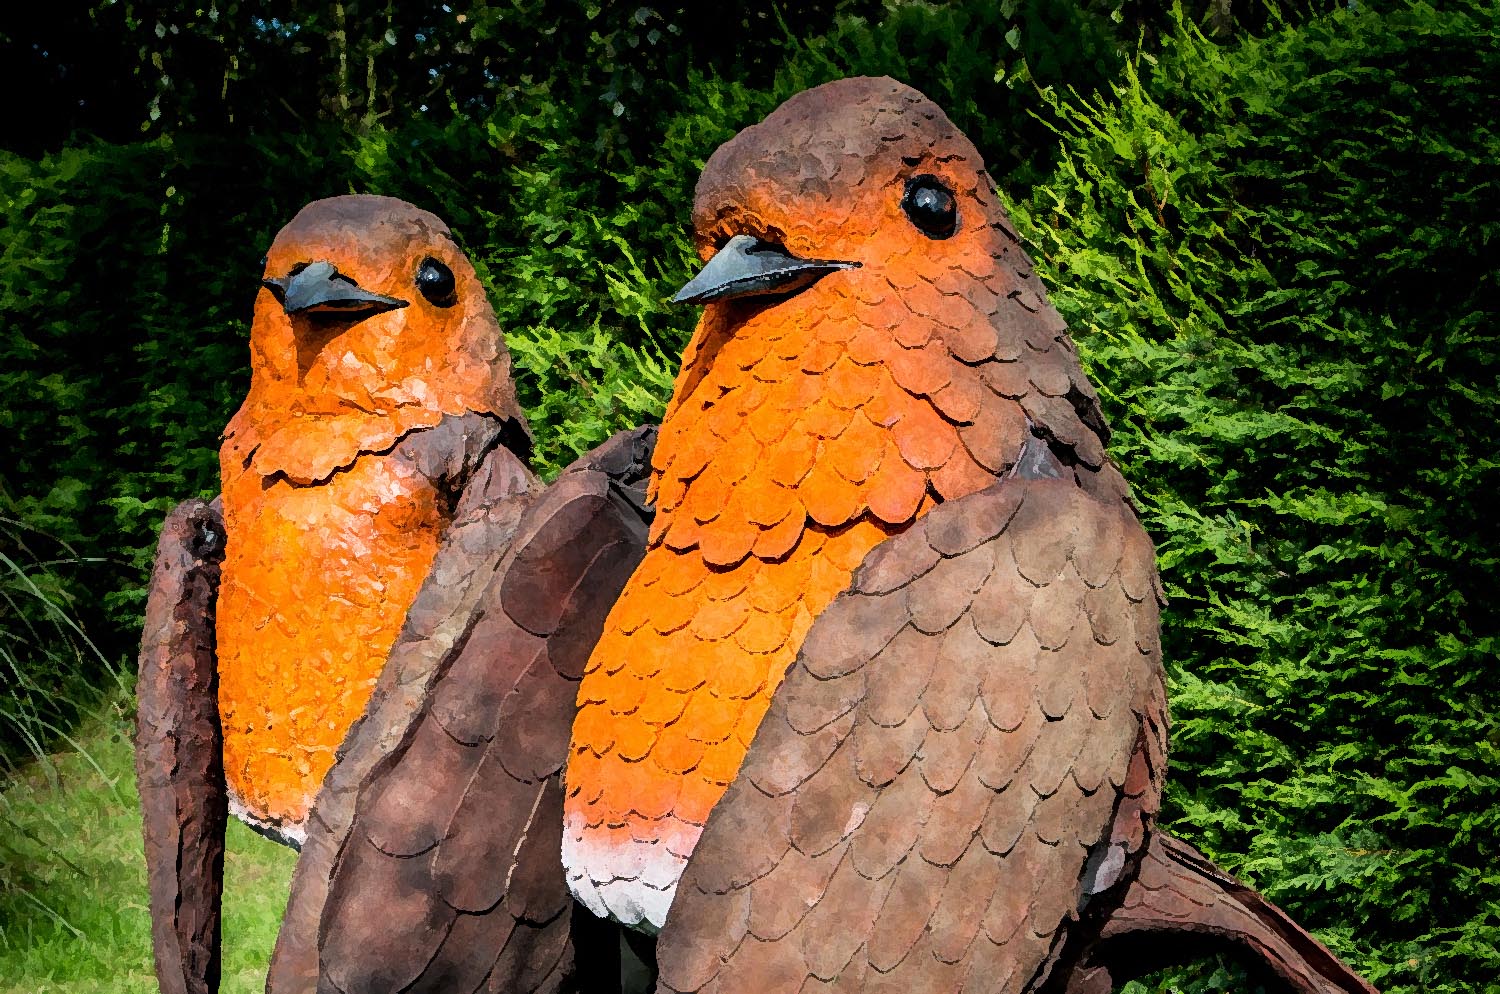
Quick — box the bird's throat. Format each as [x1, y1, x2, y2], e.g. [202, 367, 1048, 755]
[293, 317, 350, 384]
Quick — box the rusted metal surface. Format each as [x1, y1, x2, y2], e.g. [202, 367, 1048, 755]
[136, 498, 228, 994]
[215, 196, 529, 836]
[1059, 832, 1380, 994]
[285, 427, 655, 994]
[653, 475, 1166, 993]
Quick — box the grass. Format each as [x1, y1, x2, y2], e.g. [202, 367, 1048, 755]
[0, 515, 294, 991]
[0, 699, 298, 994]
[0, 515, 121, 781]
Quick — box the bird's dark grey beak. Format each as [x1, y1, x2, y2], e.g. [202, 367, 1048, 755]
[671, 234, 859, 305]
[262, 260, 408, 317]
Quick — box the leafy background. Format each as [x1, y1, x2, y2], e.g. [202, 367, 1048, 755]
[1, 1, 1495, 991]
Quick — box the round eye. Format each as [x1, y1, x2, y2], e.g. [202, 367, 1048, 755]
[901, 175, 958, 239]
[416, 256, 457, 307]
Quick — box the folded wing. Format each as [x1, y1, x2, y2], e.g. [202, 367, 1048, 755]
[136, 498, 228, 994]
[656, 473, 1167, 994]
[270, 427, 655, 994]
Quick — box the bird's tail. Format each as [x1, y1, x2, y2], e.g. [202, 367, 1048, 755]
[1062, 831, 1380, 994]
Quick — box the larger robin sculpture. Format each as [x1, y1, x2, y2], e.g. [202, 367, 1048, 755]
[285, 80, 1377, 994]
[136, 195, 657, 994]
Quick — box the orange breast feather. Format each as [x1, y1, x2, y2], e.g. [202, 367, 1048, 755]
[216, 429, 445, 829]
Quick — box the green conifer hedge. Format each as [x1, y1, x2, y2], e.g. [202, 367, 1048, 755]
[1009, 5, 1499, 988]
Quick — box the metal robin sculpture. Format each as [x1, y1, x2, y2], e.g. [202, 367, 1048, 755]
[137, 194, 542, 994]
[215, 196, 533, 842]
[616, 77, 1376, 994]
[283, 80, 1377, 994]
[561, 73, 1163, 990]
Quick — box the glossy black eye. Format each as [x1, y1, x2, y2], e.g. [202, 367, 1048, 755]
[416, 256, 457, 307]
[902, 175, 958, 239]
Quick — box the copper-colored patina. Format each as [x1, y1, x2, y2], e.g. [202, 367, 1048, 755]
[136, 196, 534, 994]
[215, 196, 527, 837]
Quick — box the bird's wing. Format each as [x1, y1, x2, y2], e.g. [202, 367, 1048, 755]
[269, 415, 539, 992]
[655, 471, 1167, 994]
[135, 497, 228, 994]
[276, 426, 656, 994]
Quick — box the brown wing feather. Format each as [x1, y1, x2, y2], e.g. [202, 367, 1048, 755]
[655, 474, 1166, 994]
[269, 427, 654, 994]
[270, 439, 535, 992]
[315, 427, 654, 994]
[136, 497, 228, 994]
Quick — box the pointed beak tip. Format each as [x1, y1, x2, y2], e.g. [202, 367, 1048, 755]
[668, 236, 859, 306]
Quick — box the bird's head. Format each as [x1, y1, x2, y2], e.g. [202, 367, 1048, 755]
[677, 76, 1000, 303]
[251, 195, 518, 417]
[229, 195, 528, 484]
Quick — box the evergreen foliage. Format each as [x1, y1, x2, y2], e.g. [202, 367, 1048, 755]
[1, 2, 1494, 990]
[1010, 4, 1499, 987]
